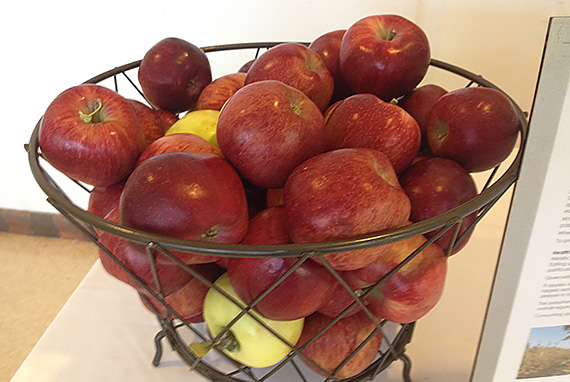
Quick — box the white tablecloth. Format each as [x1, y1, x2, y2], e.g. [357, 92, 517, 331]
[10, 185, 513, 382]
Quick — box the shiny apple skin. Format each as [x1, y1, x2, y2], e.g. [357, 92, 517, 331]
[128, 99, 165, 147]
[97, 207, 192, 296]
[38, 84, 145, 187]
[245, 43, 334, 111]
[138, 37, 212, 114]
[339, 14, 431, 101]
[136, 133, 222, 167]
[120, 152, 249, 264]
[426, 87, 520, 172]
[350, 229, 448, 323]
[227, 207, 337, 321]
[284, 148, 411, 271]
[399, 84, 448, 150]
[196, 72, 246, 111]
[297, 311, 382, 379]
[217, 80, 327, 189]
[88, 180, 125, 218]
[399, 157, 478, 254]
[325, 93, 421, 174]
[308, 29, 352, 103]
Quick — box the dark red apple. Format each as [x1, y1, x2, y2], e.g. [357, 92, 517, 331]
[284, 148, 411, 271]
[266, 188, 284, 208]
[196, 72, 246, 111]
[217, 80, 327, 189]
[135, 133, 223, 167]
[245, 43, 334, 111]
[128, 99, 165, 147]
[241, 179, 267, 219]
[88, 180, 126, 218]
[227, 207, 337, 320]
[399, 157, 478, 254]
[308, 29, 352, 103]
[325, 93, 421, 174]
[426, 87, 520, 172]
[38, 84, 146, 187]
[98, 207, 192, 296]
[339, 14, 431, 101]
[398, 84, 448, 150]
[119, 152, 249, 264]
[296, 311, 382, 379]
[350, 228, 447, 323]
[138, 37, 212, 114]
[140, 262, 225, 322]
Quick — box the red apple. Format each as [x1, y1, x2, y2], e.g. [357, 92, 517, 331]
[140, 296, 203, 323]
[426, 87, 521, 172]
[227, 207, 337, 320]
[154, 109, 179, 132]
[98, 207, 192, 296]
[308, 29, 352, 103]
[399, 157, 478, 254]
[284, 148, 411, 271]
[119, 152, 249, 264]
[398, 84, 448, 150]
[323, 99, 342, 124]
[238, 59, 256, 73]
[38, 84, 145, 187]
[88, 180, 126, 218]
[138, 37, 212, 114]
[339, 14, 431, 101]
[296, 311, 382, 379]
[140, 262, 225, 322]
[128, 99, 165, 147]
[325, 93, 421, 174]
[196, 72, 246, 111]
[217, 80, 327, 189]
[245, 43, 334, 111]
[350, 228, 448, 323]
[316, 271, 363, 318]
[135, 133, 223, 167]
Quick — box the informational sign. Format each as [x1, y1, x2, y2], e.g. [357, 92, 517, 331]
[471, 17, 570, 382]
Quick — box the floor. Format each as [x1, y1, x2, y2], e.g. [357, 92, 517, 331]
[0, 232, 99, 382]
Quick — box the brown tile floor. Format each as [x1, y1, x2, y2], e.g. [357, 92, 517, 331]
[1, 232, 99, 381]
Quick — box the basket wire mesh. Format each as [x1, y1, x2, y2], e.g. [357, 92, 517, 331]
[26, 42, 528, 382]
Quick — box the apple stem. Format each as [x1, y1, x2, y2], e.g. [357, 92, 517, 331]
[290, 103, 302, 115]
[387, 29, 397, 41]
[218, 330, 239, 353]
[189, 330, 239, 358]
[188, 341, 213, 357]
[78, 98, 103, 124]
[201, 227, 219, 240]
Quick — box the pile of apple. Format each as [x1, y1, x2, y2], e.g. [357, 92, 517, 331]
[36, 14, 521, 380]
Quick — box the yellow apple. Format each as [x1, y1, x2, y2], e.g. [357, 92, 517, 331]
[193, 273, 304, 368]
[165, 109, 219, 147]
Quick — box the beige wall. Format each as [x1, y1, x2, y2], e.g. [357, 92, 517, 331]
[5, 0, 570, 212]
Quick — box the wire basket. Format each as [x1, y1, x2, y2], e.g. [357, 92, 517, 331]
[26, 42, 528, 382]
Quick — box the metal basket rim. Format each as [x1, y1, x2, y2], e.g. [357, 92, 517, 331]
[26, 41, 528, 258]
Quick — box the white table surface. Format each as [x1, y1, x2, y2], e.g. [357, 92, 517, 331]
[10, 183, 514, 382]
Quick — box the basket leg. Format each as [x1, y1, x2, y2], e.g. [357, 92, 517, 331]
[400, 353, 413, 382]
[152, 329, 167, 367]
